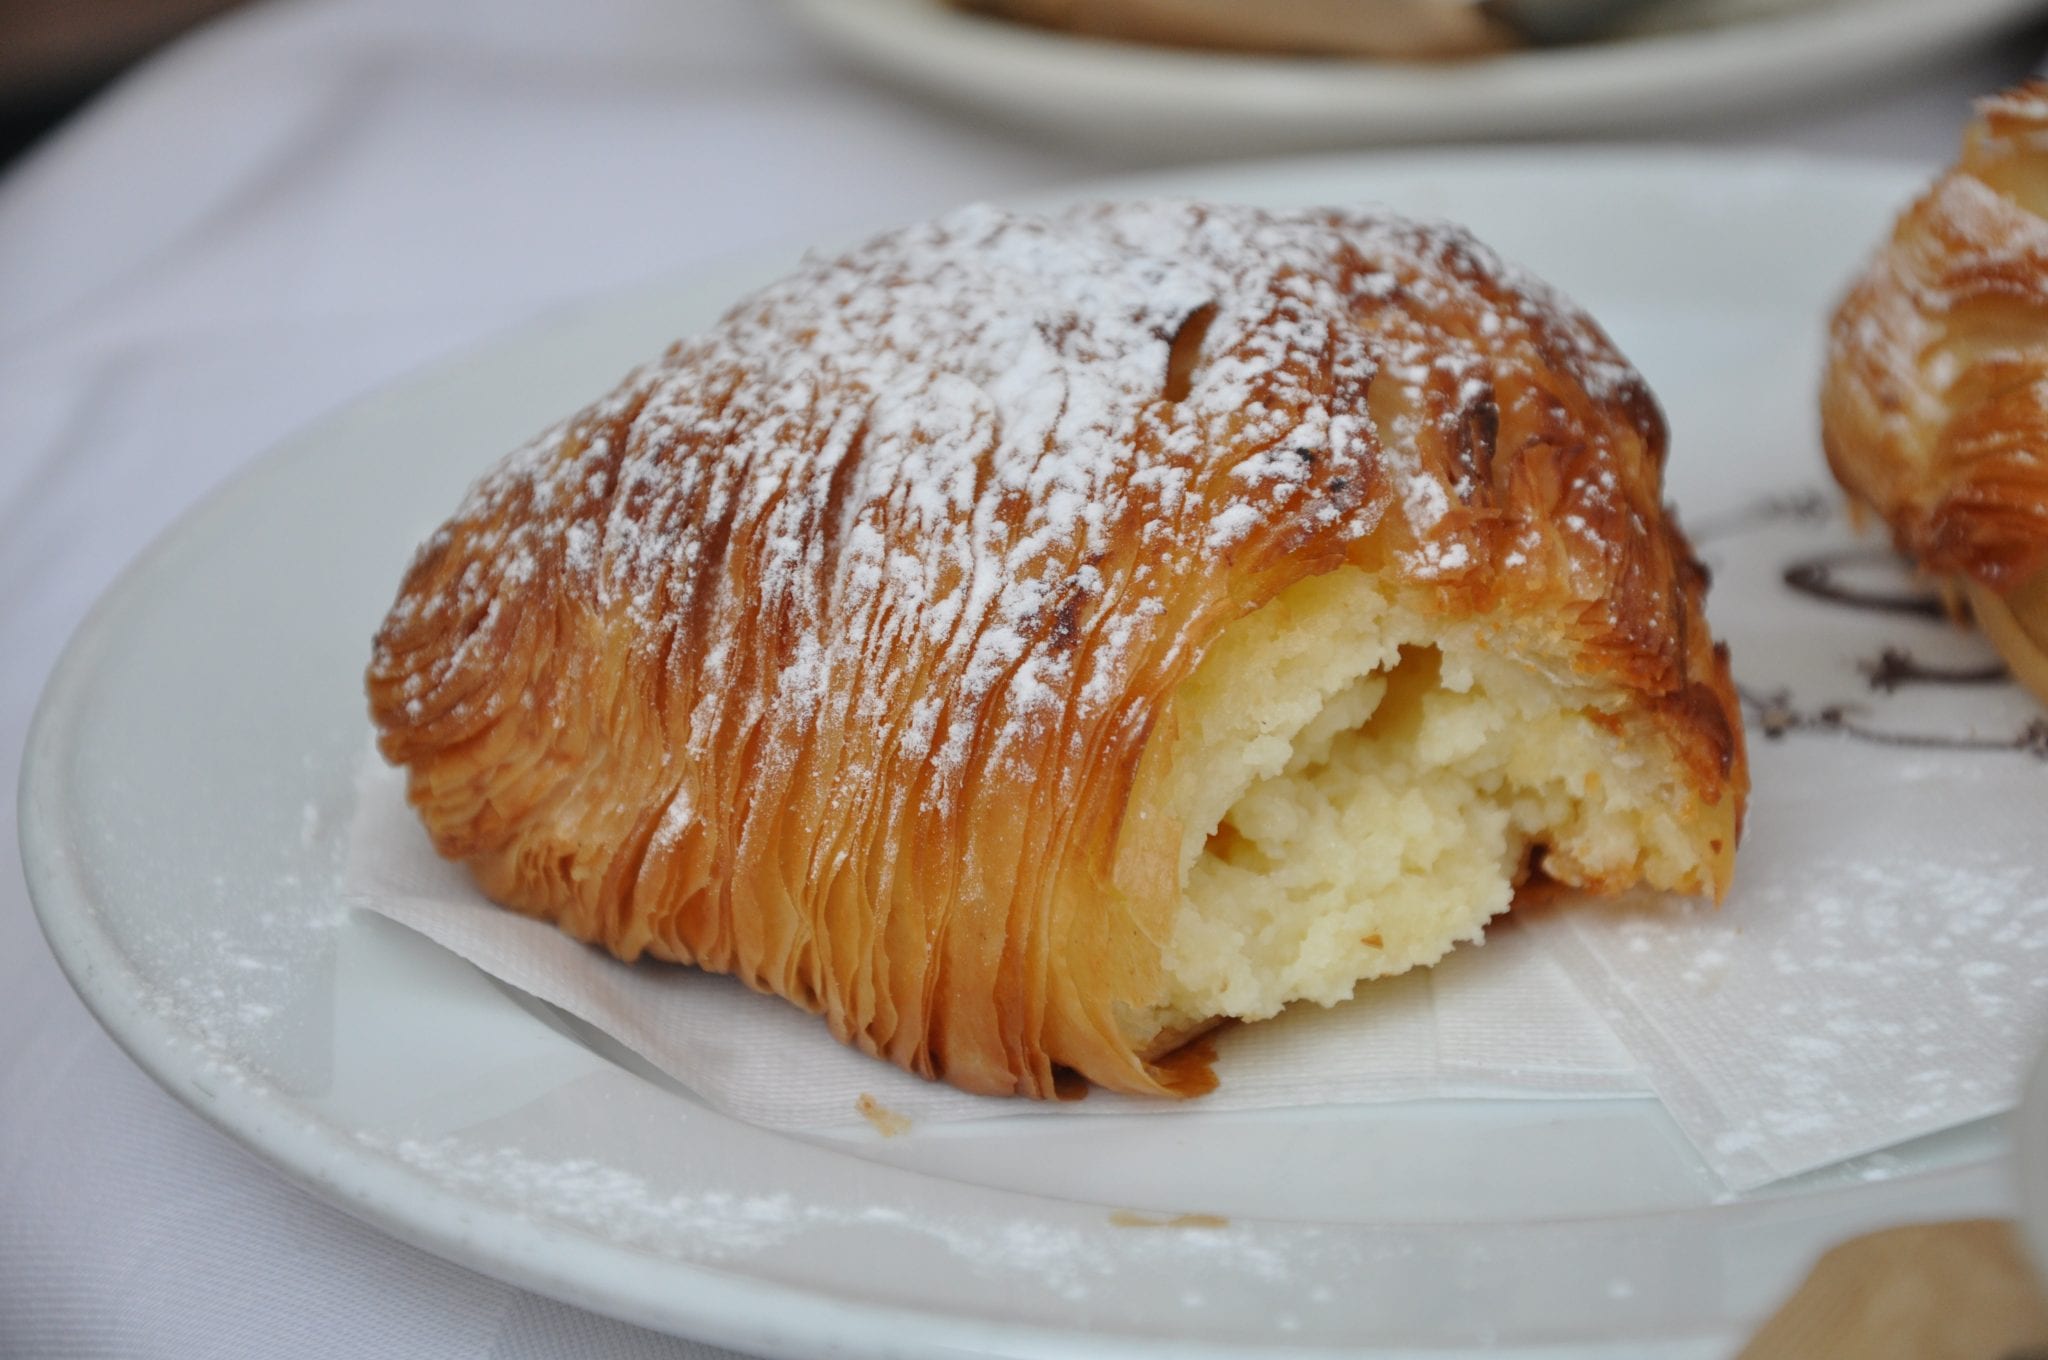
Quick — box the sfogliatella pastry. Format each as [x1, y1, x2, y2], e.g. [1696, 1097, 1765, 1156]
[1823, 82, 2048, 705]
[368, 202, 1746, 1099]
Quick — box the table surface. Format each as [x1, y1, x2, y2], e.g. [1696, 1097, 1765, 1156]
[2, 2, 2042, 1356]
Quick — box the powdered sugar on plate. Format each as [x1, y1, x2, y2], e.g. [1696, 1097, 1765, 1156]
[359, 1131, 1303, 1304]
[1537, 490, 2048, 1189]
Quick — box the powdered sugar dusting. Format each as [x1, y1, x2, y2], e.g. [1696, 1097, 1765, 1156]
[1545, 840, 2048, 1190]
[361, 1132, 1296, 1303]
[377, 201, 1658, 802]
[1827, 86, 2048, 466]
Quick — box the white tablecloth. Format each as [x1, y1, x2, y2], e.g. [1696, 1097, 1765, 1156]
[1, 3, 2040, 1354]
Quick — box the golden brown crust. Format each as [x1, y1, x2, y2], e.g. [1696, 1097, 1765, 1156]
[1823, 82, 2048, 597]
[367, 202, 1744, 1100]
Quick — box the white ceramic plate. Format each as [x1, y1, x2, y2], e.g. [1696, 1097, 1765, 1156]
[2019, 1040, 2048, 1286]
[21, 151, 2019, 1359]
[784, 0, 2047, 155]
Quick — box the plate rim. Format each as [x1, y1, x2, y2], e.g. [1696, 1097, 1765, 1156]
[17, 145, 1957, 1358]
[782, 0, 2048, 147]
[2015, 1030, 2048, 1284]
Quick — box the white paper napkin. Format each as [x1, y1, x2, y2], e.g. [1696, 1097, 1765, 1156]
[343, 757, 1647, 1131]
[1527, 491, 2048, 1190]
[342, 490, 2048, 1190]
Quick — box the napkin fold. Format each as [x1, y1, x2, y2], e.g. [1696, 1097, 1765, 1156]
[344, 756, 1647, 1131]
[1526, 493, 2048, 1190]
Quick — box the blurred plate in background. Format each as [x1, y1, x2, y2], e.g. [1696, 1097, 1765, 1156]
[783, 0, 2046, 155]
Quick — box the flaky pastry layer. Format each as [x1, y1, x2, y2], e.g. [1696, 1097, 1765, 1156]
[1824, 82, 2048, 597]
[368, 202, 1745, 1099]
